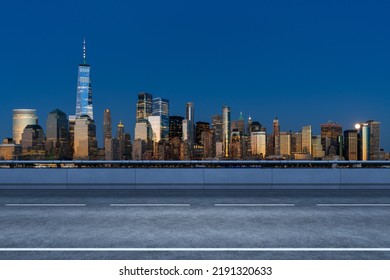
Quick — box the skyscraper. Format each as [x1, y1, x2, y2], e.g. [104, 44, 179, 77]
[312, 135, 325, 159]
[272, 118, 280, 155]
[250, 131, 266, 158]
[21, 124, 46, 160]
[186, 102, 194, 122]
[280, 132, 291, 157]
[73, 115, 97, 160]
[152, 97, 169, 142]
[231, 112, 245, 136]
[103, 109, 112, 160]
[46, 109, 70, 159]
[169, 116, 184, 140]
[136, 92, 153, 122]
[211, 115, 223, 142]
[75, 38, 93, 119]
[195, 122, 210, 146]
[291, 132, 302, 155]
[68, 115, 76, 158]
[103, 109, 112, 148]
[222, 106, 231, 158]
[13, 109, 38, 144]
[117, 121, 125, 159]
[359, 123, 370, 161]
[344, 130, 358, 160]
[320, 121, 342, 156]
[302, 125, 312, 155]
[367, 120, 380, 160]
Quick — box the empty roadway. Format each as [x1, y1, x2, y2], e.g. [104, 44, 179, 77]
[1, 190, 390, 259]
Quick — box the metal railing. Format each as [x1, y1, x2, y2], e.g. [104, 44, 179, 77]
[0, 160, 389, 168]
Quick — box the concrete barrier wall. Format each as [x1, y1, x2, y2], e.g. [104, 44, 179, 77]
[0, 168, 389, 189]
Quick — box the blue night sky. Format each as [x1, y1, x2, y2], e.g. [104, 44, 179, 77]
[1, 0, 389, 150]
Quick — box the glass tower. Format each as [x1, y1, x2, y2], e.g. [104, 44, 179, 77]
[75, 38, 93, 120]
[222, 105, 231, 158]
[13, 109, 38, 144]
[136, 92, 153, 122]
[152, 97, 169, 142]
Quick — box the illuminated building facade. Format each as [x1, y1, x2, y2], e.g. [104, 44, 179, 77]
[75, 38, 93, 120]
[46, 109, 70, 159]
[301, 125, 312, 155]
[13, 109, 38, 144]
[73, 115, 97, 160]
[222, 106, 231, 158]
[320, 121, 342, 157]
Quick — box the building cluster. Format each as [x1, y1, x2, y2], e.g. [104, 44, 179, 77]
[0, 40, 387, 161]
[132, 97, 385, 161]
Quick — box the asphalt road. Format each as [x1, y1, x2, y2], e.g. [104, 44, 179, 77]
[1, 190, 390, 259]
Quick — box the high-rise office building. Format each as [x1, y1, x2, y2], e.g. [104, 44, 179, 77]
[195, 122, 210, 146]
[13, 109, 38, 144]
[231, 112, 245, 136]
[212, 115, 223, 142]
[291, 132, 302, 154]
[230, 129, 242, 159]
[73, 115, 97, 160]
[302, 125, 312, 155]
[247, 116, 252, 135]
[186, 102, 194, 122]
[134, 120, 151, 141]
[181, 102, 195, 159]
[250, 131, 266, 158]
[280, 132, 291, 157]
[103, 109, 112, 160]
[359, 123, 370, 161]
[21, 124, 46, 160]
[0, 139, 22, 160]
[134, 92, 153, 159]
[169, 116, 184, 140]
[367, 120, 380, 160]
[249, 121, 264, 133]
[75, 38, 93, 119]
[344, 130, 358, 160]
[312, 135, 325, 159]
[320, 121, 342, 156]
[152, 97, 169, 142]
[68, 115, 76, 158]
[46, 109, 70, 159]
[103, 109, 112, 148]
[136, 92, 153, 122]
[272, 118, 280, 155]
[117, 121, 125, 159]
[148, 116, 162, 143]
[222, 106, 231, 158]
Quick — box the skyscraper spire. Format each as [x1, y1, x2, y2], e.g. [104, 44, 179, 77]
[75, 37, 93, 119]
[82, 37, 86, 64]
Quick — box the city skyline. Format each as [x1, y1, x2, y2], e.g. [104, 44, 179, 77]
[1, 1, 389, 150]
[2, 38, 388, 159]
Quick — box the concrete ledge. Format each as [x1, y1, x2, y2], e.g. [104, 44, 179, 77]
[204, 169, 272, 185]
[0, 169, 67, 189]
[272, 169, 341, 185]
[135, 169, 204, 185]
[0, 168, 389, 189]
[67, 169, 136, 186]
[340, 169, 390, 185]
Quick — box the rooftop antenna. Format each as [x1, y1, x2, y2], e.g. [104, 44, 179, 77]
[82, 37, 86, 64]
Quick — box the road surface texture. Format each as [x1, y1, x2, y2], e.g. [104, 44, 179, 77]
[1, 190, 390, 259]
